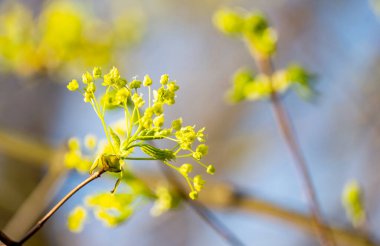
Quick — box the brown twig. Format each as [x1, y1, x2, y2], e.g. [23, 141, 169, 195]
[0, 170, 106, 245]
[0, 128, 375, 245]
[246, 46, 336, 246]
[0, 231, 17, 246]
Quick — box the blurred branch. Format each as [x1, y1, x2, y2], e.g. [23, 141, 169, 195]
[16, 170, 105, 245]
[0, 128, 376, 245]
[248, 49, 335, 245]
[0, 231, 17, 246]
[0, 128, 54, 167]
[2, 146, 68, 240]
[199, 182, 377, 246]
[160, 165, 243, 246]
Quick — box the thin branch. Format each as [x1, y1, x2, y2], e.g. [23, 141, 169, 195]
[14, 170, 105, 245]
[0, 129, 375, 245]
[251, 53, 336, 246]
[0, 231, 17, 246]
[160, 165, 244, 246]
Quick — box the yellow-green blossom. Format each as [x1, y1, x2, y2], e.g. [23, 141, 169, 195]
[66, 66, 216, 230]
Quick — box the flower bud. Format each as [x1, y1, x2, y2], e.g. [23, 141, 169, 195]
[206, 165, 215, 175]
[189, 191, 198, 200]
[143, 75, 152, 86]
[213, 8, 244, 36]
[153, 114, 165, 127]
[67, 79, 79, 91]
[82, 72, 93, 84]
[93, 67, 102, 78]
[180, 163, 193, 175]
[160, 74, 169, 85]
[171, 118, 182, 131]
[130, 79, 142, 89]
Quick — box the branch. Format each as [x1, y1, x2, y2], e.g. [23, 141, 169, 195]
[0, 231, 17, 246]
[246, 48, 336, 245]
[2, 147, 68, 240]
[160, 166, 244, 246]
[199, 182, 378, 246]
[0, 170, 106, 245]
[0, 128, 376, 245]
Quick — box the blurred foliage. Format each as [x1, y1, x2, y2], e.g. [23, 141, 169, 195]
[342, 180, 366, 228]
[214, 8, 277, 58]
[0, 0, 144, 79]
[214, 8, 315, 103]
[227, 64, 314, 103]
[67, 206, 87, 233]
[370, 0, 380, 16]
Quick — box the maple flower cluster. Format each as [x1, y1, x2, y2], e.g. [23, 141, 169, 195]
[65, 66, 216, 230]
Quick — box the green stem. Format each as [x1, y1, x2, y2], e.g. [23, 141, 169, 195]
[135, 136, 164, 141]
[102, 86, 111, 116]
[176, 153, 192, 158]
[122, 157, 156, 160]
[91, 95, 116, 154]
[148, 86, 152, 108]
[124, 101, 131, 139]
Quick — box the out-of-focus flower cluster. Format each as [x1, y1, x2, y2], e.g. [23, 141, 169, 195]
[213, 8, 315, 103]
[0, 1, 144, 78]
[213, 8, 276, 57]
[227, 64, 314, 103]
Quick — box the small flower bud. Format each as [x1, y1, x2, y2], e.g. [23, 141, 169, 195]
[192, 152, 202, 160]
[167, 81, 179, 92]
[180, 163, 193, 175]
[130, 79, 142, 89]
[143, 75, 152, 86]
[160, 74, 169, 85]
[193, 175, 205, 192]
[82, 72, 93, 84]
[115, 88, 131, 105]
[93, 67, 102, 78]
[213, 8, 244, 36]
[171, 118, 182, 131]
[153, 114, 165, 128]
[196, 144, 208, 156]
[84, 92, 92, 103]
[86, 82, 96, 93]
[152, 102, 163, 115]
[189, 191, 198, 200]
[206, 165, 215, 175]
[109, 67, 120, 79]
[196, 127, 206, 142]
[132, 93, 145, 108]
[67, 79, 79, 91]
[116, 78, 127, 89]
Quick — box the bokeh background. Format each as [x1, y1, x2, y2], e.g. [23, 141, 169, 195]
[0, 0, 380, 245]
